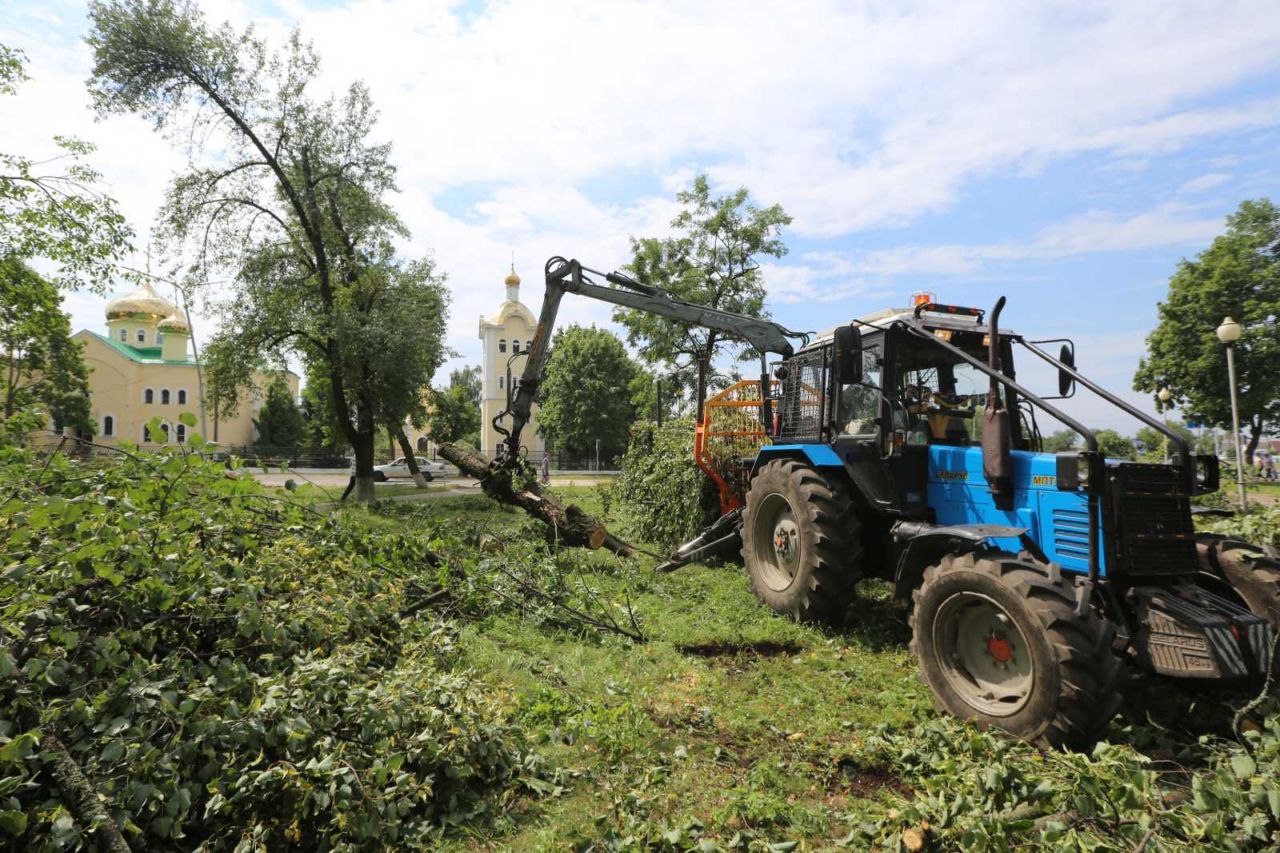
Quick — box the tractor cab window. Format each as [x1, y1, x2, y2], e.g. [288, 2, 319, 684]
[894, 333, 991, 446]
[839, 344, 883, 438]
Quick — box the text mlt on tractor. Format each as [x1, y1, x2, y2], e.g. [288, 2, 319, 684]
[496, 256, 1279, 748]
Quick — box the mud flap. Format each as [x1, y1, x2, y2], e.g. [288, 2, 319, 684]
[1132, 585, 1274, 679]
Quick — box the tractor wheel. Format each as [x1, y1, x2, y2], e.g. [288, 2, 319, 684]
[1195, 534, 1280, 630]
[910, 552, 1122, 749]
[740, 459, 860, 623]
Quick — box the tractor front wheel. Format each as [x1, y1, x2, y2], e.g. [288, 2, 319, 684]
[910, 552, 1122, 749]
[741, 459, 861, 623]
[1196, 534, 1280, 630]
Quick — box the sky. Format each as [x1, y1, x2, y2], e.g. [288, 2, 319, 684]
[3, 0, 1279, 433]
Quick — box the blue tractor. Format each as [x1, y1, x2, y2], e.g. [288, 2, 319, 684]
[504, 258, 1279, 748]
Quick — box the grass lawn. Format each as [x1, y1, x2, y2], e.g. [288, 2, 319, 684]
[351, 487, 1272, 849]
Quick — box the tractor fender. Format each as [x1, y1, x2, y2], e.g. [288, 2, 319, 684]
[890, 522, 1028, 602]
[751, 444, 845, 476]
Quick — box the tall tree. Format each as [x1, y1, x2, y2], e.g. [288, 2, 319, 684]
[0, 258, 93, 434]
[365, 260, 448, 485]
[1093, 429, 1136, 460]
[300, 361, 346, 456]
[1040, 428, 1079, 453]
[617, 174, 791, 419]
[538, 325, 639, 459]
[253, 376, 303, 450]
[449, 365, 482, 405]
[87, 1, 447, 501]
[430, 368, 481, 448]
[1134, 199, 1280, 463]
[0, 45, 132, 292]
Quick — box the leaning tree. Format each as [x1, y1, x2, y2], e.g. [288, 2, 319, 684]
[86, 0, 447, 500]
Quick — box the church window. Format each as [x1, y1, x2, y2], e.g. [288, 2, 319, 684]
[513, 340, 520, 353]
[161, 389, 171, 405]
[137, 329, 146, 343]
[177, 389, 187, 405]
[526, 340, 533, 352]
[499, 339, 507, 353]
[156, 332, 164, 344]
[160, 423, 170, 442]
[176, 423, 186, 443]
[144, 388, 154, 404]
[119, 328, 127, 341]
[499, 376, 505, 389]
[142, 425, 149, 443]
[102, 415, 114, 437]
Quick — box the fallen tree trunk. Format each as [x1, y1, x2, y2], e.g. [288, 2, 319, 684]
[439, 443, 635, 557]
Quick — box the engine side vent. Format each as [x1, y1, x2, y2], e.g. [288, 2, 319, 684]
[1052, 507, 1090, 560]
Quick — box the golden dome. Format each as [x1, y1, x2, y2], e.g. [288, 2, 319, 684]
[504, 267, 521, 287]
[105, 282, 175, 321]
[158, 312, 190, 334]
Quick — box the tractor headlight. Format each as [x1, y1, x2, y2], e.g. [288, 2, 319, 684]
[1057, 451, 1101, 492]
[1194, 454, 1220, 493]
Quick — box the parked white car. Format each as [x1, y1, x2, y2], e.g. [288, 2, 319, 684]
[365, 456, 447, 481]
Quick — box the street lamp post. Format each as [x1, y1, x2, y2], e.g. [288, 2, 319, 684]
[1157, 388, 1173, 460]
[1215, 317, 1248, 510]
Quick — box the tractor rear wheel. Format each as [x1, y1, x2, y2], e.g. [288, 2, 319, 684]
[741, 459, 860, 623]
[910, 552, 1122, 749]
[1195, 534, 1280, 630]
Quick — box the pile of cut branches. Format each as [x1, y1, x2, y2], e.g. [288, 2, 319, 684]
[0, 442, 549, 849]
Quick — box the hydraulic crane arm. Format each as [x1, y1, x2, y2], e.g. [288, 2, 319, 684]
[494, 255, 809, 464]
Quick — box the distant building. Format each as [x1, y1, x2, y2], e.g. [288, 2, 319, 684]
[72, 282, 297, 447]
[479, 266, 545, 458]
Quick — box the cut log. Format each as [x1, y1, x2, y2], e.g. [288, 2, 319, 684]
[439, 443, 635, 557]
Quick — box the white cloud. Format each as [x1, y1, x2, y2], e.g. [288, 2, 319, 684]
[3, 0, 1279, 382]
[772, 204, 1224, 297]
[1179, 172, 1232, 193]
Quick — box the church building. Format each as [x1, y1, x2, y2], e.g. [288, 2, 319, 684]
[478, 266, 546, 458]
[72, 282, 298, 448]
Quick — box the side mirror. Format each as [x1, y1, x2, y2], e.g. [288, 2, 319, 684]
[833, 325, 862, 384]
[1058, 343, 1076, 397]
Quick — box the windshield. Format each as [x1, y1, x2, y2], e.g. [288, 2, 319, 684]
[894, 328, 1008, 446]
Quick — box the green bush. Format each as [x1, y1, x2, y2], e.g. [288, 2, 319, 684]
[613, 420, 717, 550]
[0, 443, 542, 849]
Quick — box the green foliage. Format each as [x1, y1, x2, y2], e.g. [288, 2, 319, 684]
[1041, 428, 1078, 453]
[253, 376, 304, 449]
[539, 325, 640, 458]
[617, 174, 791, 415]
[1135, 198, 1280, 457]
[431, 381, 481, 448]
[1202, 505, 1280, 550]
[449, 365, 482, 405]
[0, 444, 544, 848]
[843, 711, 1280, 851]
[1094, 428, 1136, 460]
[614, 419, 714, 549]
[0, 46, 132, 291]
[0, 258, 92, 432]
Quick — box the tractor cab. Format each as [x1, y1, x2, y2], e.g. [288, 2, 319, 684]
[770, 299, 1034, 517]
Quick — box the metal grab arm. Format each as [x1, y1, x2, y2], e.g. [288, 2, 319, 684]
[496, 256, 808, 463]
